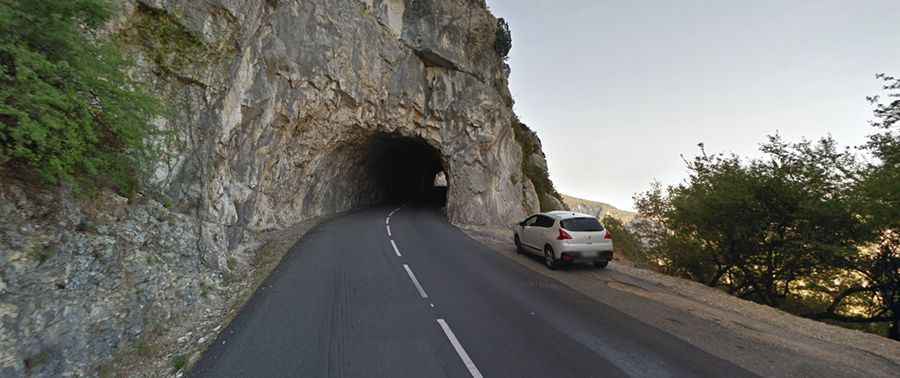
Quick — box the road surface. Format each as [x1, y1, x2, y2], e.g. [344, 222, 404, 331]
[192, 204, 755, 377]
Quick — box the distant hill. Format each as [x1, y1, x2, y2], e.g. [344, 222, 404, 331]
[561, 194, 637, 223]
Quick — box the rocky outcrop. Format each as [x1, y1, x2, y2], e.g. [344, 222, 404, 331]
[118, 0, 532, 230]
[562, 195, 636, 223]
[512, 121, 567, 212]
[0, 0, 559, 376]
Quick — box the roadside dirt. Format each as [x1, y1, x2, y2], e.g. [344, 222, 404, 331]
[459, 225, 900, 378]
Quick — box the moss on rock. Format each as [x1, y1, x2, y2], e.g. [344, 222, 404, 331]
[118, 3, 235, 78]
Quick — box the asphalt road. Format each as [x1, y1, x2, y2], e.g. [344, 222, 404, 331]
[192, 204, 755, 378]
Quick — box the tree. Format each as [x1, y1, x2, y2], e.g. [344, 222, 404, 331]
[633, 74, 900, 340]
[601, 215, 648, 265]
[0, 0, 161, 194]
[634, 141, 863, 307]
[813, 74, 900, 339]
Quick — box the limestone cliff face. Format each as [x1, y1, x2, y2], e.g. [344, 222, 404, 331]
[124, 0, 533, 233]
[0, 0, 557, 375]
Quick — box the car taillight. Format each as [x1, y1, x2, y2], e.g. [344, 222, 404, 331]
[557, 229, 572, 240]
[604, 231, 613, 240]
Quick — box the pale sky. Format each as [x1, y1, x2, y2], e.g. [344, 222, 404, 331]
[486, 0, 900, 211]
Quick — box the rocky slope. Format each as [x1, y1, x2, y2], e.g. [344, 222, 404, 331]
[562, 194, 636, 222]
[0, 0, 563, 376]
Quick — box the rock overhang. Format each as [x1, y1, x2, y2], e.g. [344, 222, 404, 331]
[121, 0, 540, 232]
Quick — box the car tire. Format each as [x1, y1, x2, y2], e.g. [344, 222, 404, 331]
[594, 261, 609, 269]
[514, 235, 523, 254]
[544, 246, 558, 270]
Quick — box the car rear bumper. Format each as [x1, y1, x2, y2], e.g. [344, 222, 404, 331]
[557, 241, 612, 255]
[559, 250, 613, 263]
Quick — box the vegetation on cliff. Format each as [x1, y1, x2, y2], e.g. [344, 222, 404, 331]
[512, 120, 567, 212]
[613, 74, 900, 340]
[495, 18, 512, 60]
[0, 0, 161, 195]
[118, 2, 237, 84]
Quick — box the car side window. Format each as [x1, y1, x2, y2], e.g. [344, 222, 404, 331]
[535, 215, 555, 228]
[523, 216, 538, 227]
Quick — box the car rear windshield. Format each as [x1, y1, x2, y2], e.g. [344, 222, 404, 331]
[560, 217, 604, 232]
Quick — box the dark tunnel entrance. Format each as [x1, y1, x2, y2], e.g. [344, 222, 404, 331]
[367, 134, 448, 207]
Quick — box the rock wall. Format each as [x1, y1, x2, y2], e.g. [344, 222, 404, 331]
[0, 0, 555, 375]
[513, 121, 567, 212]
[124, 0, 534, 232]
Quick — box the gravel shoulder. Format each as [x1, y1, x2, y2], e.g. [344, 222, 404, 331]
[458, 225, 900, 378]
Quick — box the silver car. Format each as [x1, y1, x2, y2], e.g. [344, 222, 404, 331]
[513, 211, 614, 270]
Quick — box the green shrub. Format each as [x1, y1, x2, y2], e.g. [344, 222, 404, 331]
[171, 354, 187, 372]
[0, 0, 162, 195]
[601, 215, 647, 266]
[495, 18, 512, 59]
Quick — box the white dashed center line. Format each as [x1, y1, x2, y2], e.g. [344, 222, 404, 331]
[385, 205, 481, 377]
[402, 264, 429, 299]
[437, 319, 483, 378]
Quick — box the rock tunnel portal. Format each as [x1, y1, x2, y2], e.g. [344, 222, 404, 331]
[366, 134, 447, 207]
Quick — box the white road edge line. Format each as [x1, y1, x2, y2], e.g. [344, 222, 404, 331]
[386, 225, 392, 237]
[391, 239, 402, 257]
[402, 264, 428, 298]
[436, 319, 483, 378]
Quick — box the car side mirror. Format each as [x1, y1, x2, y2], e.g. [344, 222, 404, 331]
[518, 221, 526, 227]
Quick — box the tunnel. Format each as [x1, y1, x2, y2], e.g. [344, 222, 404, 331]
[297, 132, 450, 218]
[365, 134, 448, 207]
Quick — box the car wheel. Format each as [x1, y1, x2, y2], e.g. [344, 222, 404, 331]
[544, 246, 557, 270]
[594, 261, 609, 269]
[514, 235, 523, 254]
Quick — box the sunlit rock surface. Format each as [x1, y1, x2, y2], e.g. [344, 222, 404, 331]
[0, 0, 561, 375]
